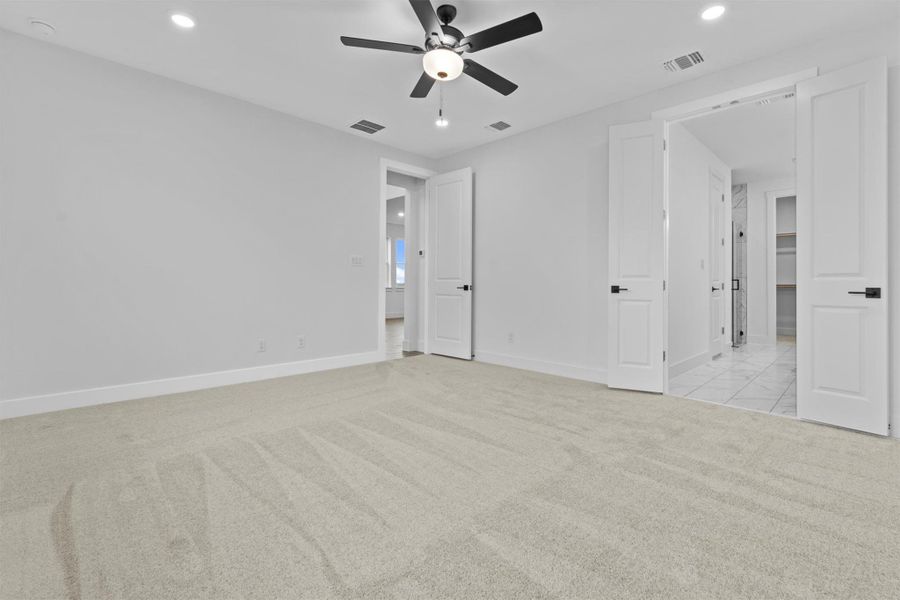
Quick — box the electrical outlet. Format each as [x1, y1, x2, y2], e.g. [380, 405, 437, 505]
[507, 332, 515, 344]
[350, 255, 364, 267]
[257, 339, 267, 353]
[297, 335, 306, 349]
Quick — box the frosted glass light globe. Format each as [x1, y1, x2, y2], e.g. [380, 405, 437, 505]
[423, 48, 464, 81]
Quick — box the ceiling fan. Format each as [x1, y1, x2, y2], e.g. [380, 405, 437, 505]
[340, 0, 542, 98]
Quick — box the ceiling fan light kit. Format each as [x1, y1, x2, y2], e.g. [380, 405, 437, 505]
[340, 0, 542, 98]
[423, 48, 463, 81]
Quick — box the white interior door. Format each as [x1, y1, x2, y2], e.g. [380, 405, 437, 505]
[709, 171, 726, 356]
[427, 167, 473, 359]
[608, 120, 666, 392]
[796, 57, 889, 435]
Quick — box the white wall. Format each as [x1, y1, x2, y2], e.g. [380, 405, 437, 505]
[744, 176, 795, 344]
[667, 123, 731, 375]
[0, 31, 433, 410]
[436, 21, 900, 435]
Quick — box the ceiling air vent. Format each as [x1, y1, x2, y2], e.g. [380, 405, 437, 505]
[663, 51, 704, 72]
[757, 91, 795, 106]
[486, 121, 511, 132]
[350, 119, 385, 134]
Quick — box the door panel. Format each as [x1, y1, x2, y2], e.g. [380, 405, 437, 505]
[796, 58, 888, 435]
[608, 120, 665, 392]
[427, 168, 473, 359]
[709, 171, 726, 355]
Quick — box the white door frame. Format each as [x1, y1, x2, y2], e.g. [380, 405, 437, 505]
[379, 159, 435, 359]
[651, 68, 817, 393]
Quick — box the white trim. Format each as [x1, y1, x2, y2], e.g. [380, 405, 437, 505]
[0, 351, 383, 420]
[476, 351, 607, 384]
[669, 351, 712, 378]
[651, 68, 818, 122]
[379, 158, 435, 361]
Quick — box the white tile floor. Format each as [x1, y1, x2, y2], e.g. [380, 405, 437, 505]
[668, 337, 796, 417]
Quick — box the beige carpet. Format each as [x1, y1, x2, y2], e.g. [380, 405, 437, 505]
[1, 355, 898, 599]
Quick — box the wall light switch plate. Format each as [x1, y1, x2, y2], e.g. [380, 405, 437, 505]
[350, 255, 364, 267]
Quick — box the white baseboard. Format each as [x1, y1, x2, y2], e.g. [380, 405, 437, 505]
[669, 351, 711, 378]
[475, 351, 606, 384]
[0, 351, 383, 420]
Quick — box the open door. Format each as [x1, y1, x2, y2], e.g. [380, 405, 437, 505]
[426, 167, 473, 359]
[608, 120, 666, 392]
[796, 58, 889, 435]
[709, 170, 727, 357]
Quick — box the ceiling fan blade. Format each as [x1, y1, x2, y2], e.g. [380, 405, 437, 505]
[410, 72, 436, 98]
[463, 59, 518, 95]
[459, 12, 542, 53]
[340, 36, 424, 54]
[409, 0, 445, 44]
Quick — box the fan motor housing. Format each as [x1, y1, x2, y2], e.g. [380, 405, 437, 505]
[425, 25, 464, 50]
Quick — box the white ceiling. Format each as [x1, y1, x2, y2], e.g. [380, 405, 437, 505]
[683, 94, 795, 182]
[1, 1, 897, 158]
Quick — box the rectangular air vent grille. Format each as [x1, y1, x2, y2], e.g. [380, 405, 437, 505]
[663, 51, 704, 72]
[757, 91, 795, 106]
[487, 121, 511, 132]
[350, 119, 385, 134]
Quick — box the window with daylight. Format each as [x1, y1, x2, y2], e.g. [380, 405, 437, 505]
[395, 238, 406, 286]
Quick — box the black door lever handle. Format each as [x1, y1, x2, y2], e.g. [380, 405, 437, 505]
[611, 285, 629, 293]
[848, 287, 881, 298]
[456, 284, 470, 291]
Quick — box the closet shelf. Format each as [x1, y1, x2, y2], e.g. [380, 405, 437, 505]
[777, 284, 797, 289]
[776, 232, 797, 237]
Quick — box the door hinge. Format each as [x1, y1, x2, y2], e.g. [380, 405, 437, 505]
[663, 209, 667, 220]
[663, 280, 666, 291]
[663, 139, 667, 151]
[721, 237, 725, 246]
[722, 326, 725, 334]
[663, 350, 666, 362]
[721, 193, 725, 202]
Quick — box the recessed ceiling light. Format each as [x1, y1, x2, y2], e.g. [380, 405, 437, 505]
[701, 5, 726, 20]
[170, 13, 196, 29]
[398, 212, 404, 217]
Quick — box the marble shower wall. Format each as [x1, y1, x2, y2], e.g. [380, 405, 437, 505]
[732, 184, 748, 346]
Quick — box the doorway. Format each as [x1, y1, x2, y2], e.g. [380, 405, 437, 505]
[666, 85, 798, 417]
[383, 169, 428, 360]
[378, 159, 475, 361]
[607, 59, 889, 435]
[607, 57, 890, 435]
